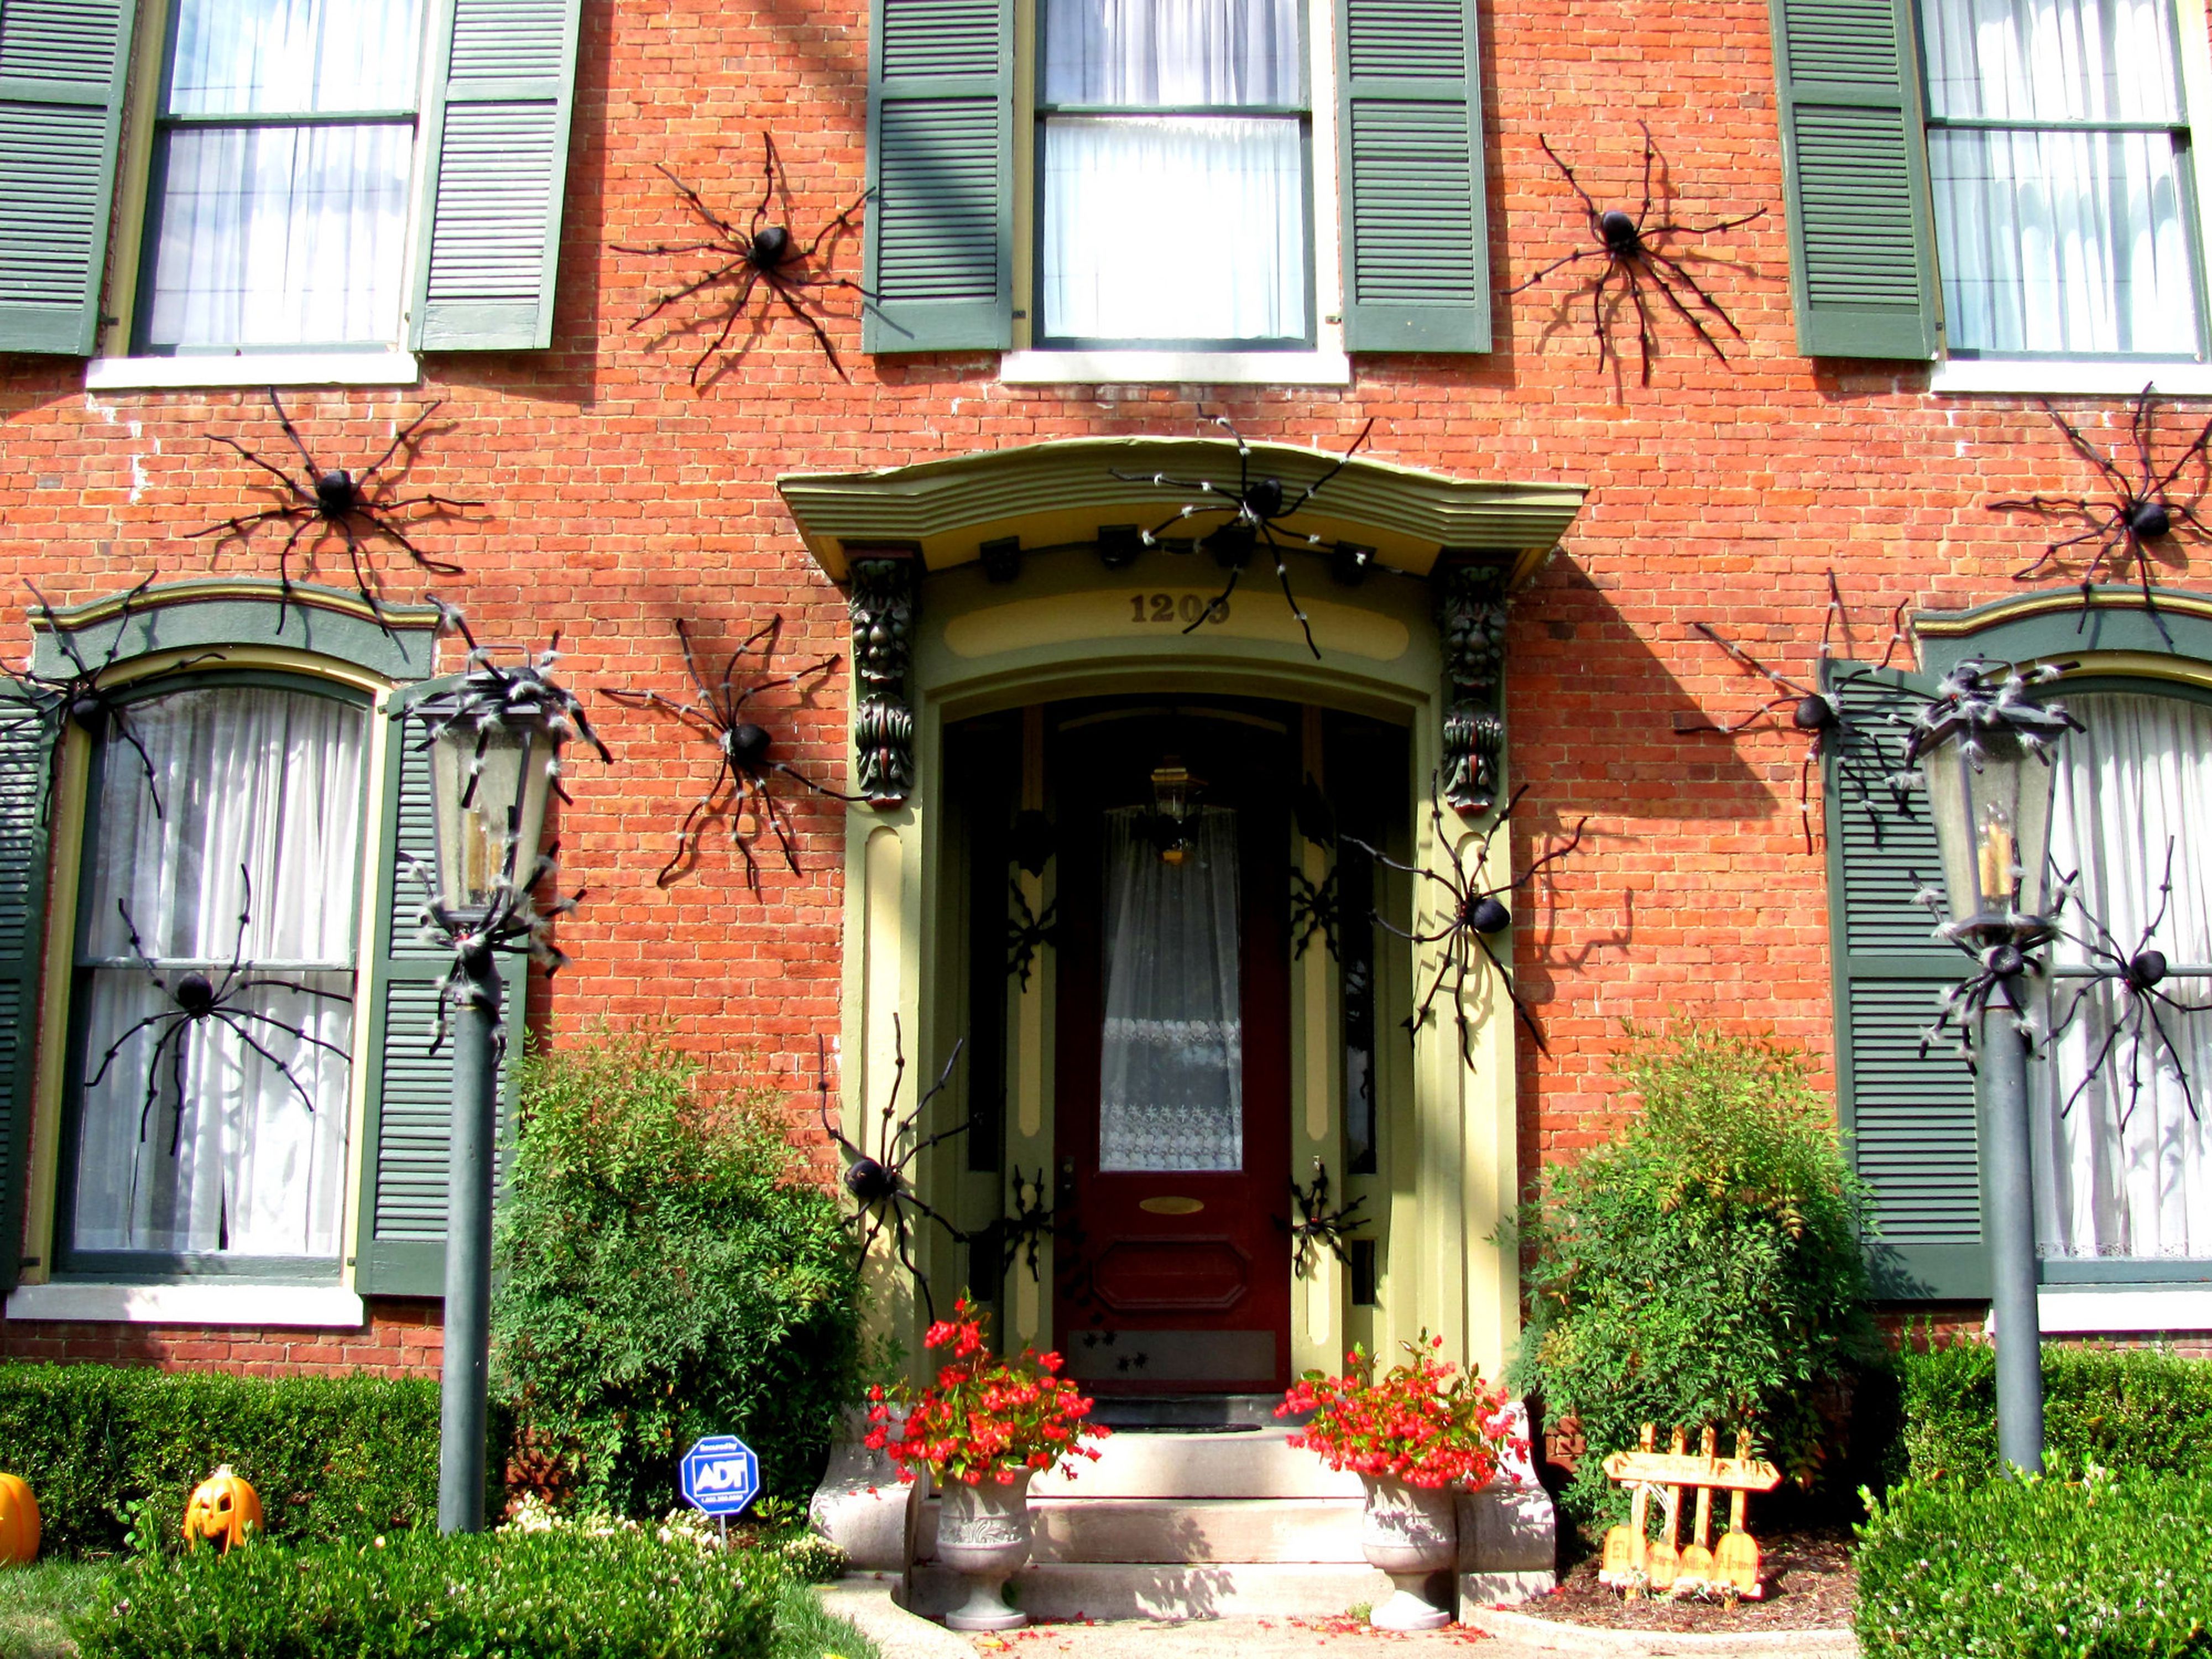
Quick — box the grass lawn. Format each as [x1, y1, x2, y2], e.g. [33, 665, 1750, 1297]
[0, 1558, 876, 1659]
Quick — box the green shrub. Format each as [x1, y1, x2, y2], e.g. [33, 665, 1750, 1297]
[494, 1027, 860, 1519]
[1508, 1023, 1880, 1524]
[1855, 1469, 2212, 1657]
[70, 1528, 784, 1659]
[0, 1365, 439, 1557]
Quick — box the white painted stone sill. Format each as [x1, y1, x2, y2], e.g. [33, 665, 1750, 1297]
[85, 351, 422, 392]
[1930, 358, 2212, 397]
[1978, 1287, 2212, 1336]
[6, 1281, 365, 1328]
[999, 348, 1352, 386]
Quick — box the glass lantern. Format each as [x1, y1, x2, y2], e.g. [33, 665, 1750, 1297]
[424, 709, 558, 922]
[1919, 724, 2056, 930]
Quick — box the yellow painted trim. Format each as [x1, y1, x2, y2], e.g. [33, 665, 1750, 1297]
[97, 0, 174, 360]
[335, 694, 401, 1295]
[2055, 650, 2212, 690]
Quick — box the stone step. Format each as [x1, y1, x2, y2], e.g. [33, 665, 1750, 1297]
[906, 1561, 1395, 1623]
[919, 1496, 1365, 1564]
[1030, 1428, 1363, 1500]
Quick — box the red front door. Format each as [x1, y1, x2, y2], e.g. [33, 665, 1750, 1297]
[1051, 707, 1291, 1394]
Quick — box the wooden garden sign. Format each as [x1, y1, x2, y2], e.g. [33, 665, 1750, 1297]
[1598, 1425, 1781, 1601]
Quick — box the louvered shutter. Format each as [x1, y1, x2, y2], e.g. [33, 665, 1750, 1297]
[1825, 666, 1987, 1298]
[1335, 0, 1488, 354]
[862, 0, 1013, 353]
[1767, 0, 1939, 359]
[353, 682, 526, 1297]
[409, 0, 582, 352]
[0, 0, 137, 355]
[0, 697, 48, 1292]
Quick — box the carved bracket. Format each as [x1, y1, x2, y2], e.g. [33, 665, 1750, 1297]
[1435, 559, 1510, 817]
[846, 546, 919, 808]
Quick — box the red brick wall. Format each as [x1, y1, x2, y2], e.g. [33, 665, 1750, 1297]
[4, 0, 2206, 1369]
[0, 1301, 441, 1376]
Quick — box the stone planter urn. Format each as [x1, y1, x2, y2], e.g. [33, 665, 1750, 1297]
[1359, 1475, 1458, 1630]
[935, 1469, 1035, 1631]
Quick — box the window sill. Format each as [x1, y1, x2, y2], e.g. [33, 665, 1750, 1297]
[85, 352, 422, 392]
[1984, 1286, 2212, 1335]
[999, 348, 1352, 387]
[1930, 358, 2212, 397]
[4, 1280, 365, 1328]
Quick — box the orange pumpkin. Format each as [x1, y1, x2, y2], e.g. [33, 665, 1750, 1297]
[0, 1473, 38, 1565]
[182, 1465, 262, 1553]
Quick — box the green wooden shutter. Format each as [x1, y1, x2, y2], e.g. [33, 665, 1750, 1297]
[0, 697, 49, 1292]
[0, 0, 137, 355]
[862, 0, 1013, 354]
[1335, 0, 1489, 354]
[354, 683, 526, 1297]
[1825, 667, 1987, 1299]
[409, 0, 582, 352]
[1767, 0, 1939, 359]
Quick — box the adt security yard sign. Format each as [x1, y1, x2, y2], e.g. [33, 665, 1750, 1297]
[680, 1436, 760, 1517]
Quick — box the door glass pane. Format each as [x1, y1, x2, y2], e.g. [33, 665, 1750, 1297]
[1098, 806, 1243, 1171]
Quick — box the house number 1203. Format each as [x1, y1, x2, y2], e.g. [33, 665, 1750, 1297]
[1129, 593, 1230, 625]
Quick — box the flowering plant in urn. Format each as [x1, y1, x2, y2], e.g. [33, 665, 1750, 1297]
[1280, 1334, 1525, 1486]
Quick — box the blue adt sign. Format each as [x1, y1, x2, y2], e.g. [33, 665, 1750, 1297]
[680, 1436, 760, 1516]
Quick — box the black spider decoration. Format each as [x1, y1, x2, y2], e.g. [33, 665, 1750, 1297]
[1677, 571, 1914, 852]
[1348, 783, 1586, 1065]
[1989, 383, 2212, 647]
[601, 617, 854, 891]
[1111, 414, 1376, 659]
[1006, 880, 1058, 990]
[1505, 122, 1764, 386]
[1285, 1158, 1369, 1277]
[1912, 876, 2064, 1070]
[192, 390, 478, 633]
[999, 1165, 1056, 1285]
[403, 848, 582, 1054]
[4, 577, 224, 823]
[816, 1020, 972, 1319]
[1290, 865, 1342, 961]
[619, 135, 872, 384]
[2048, 841, 2212, 1129]
[411, 610, 611, 815]
[87, 864, 353, 1151]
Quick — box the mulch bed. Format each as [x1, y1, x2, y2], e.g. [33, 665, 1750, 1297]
[1506, 1526, 1857, 1634]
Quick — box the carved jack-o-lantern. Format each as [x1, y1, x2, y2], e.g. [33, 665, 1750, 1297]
[0, 1473, 39, 1566]
[182, 1464, 262, 1553]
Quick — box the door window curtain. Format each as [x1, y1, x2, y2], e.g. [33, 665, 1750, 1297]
[1922, 0, 2200, 354]
[1040, 0, 1307, 342]
[1098, 806, 1244, 1171]
[70, 686, 366, 1261]
[145, 0, 425, 351]
[2033, 691, 2212, 1261]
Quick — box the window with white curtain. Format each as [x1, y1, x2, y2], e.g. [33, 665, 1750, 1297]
[139, 0, 429, 353]
[2033, 688, 2212, 1265]
[64, 682, 368, 1270]
[1039, 0, 1311, 345]
[1920, 0, 2206, 357]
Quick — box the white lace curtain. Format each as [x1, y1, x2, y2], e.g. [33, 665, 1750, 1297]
[72, 686, 364, 1260]
[1922, 0, 2199, 354]
[1039, 0, 1306, 342]
[1098, 806, 1244, 1171]
[146, 0, 424, 350]
[2034, 691, 2212, 1260]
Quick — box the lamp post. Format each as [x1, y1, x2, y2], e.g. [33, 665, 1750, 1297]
[1906, 662, 2080, 1477]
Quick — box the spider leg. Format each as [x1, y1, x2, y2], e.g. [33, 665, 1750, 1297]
[335, 520, 400, 640]
[1535, 133, 1603, 221]
[113, 898, 162, 977]
[257, 388, 324, 481]
[754, 131, 781, 235]
[654, 788, 719, 888]
[212, 432, 314, 504]
[23, 581, 94, 680]
[1688, 621, 1814, 699]
[1636, 119, 1656, 225]
[889, 1206, 937, 1324]
[1513, 814, 1590, 890]
[358, 401, 446, 487]
[1502, 248, 1606, 297]
[2139, 996, 2204, 1121]
[2130, 531, 2177, 646]
[1107, 467, 1225, 494]
[1256, 529, 1321, 659]
[1798, 743, 1818, 855]
[1641, 208, 1767, 238]
[88, 1009, 179, 1091]
[2062, 990, 2129, 1120]
[272, 515, 319, 635]
[1644, 249, 1746, 347]
[1282, 416, 1376, 515]
[769, 757, 863, 805]
[599, 686, 724, 743]
[190, 505, 307, 545]
[359, 507, 470, 578]
[632, 258, 753, 329]
[655, 164, 745, 241]
[217, 1012, 336, 1115]
[165, 1020, 194, 1155]
[2043, 403, 2137, 502]
[1473, 930, 1549, 1055]
[2129, 382, 2158, 500]
[1677, 690, 1799, 737]
[690, 268, 765, 387]
[749, 771, 805, 878]
[107, 707, 169, 820]
[2152, 412, 2212, 499]
[800, 188, 877, 263]
[764, 275, 850, 376]
[1181, 560, 1244, 633]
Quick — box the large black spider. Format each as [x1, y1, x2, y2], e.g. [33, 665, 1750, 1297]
[1676, 571, 1914, 852]
[1989, 383, 2212, 647]
[600, 617, 854, 892]
[1290, 865, 1342, 961]
[1285, 1158, 1368, 1278]
[192, 390, 478, 633]
[998, 1165, 1056, 1286]
[1111, 415, 1376, 659]
[1348, 783, 1587, 1066]
[1912, 878, 2063, 1071]
[5, 577, 223, 823]
[816, 1021, 972, 1319]
[86, 864, 353, 1152]
[1505, 122, 1764, 386]
[618, 135, 872, 384]
[1006, 880, 1058, 990]
[2048, 841, 2212, 1130]
[413, 609, 612, 817]
[404, 848, 582, 1054]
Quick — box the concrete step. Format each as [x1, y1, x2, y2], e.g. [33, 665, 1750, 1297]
[906, 1561, 1394, 1622]
[918, 1496, 1365, 1565]
[1030, 1427, 1363, 1500]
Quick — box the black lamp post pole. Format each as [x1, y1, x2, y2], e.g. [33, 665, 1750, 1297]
[437, 947, 502, 1534]
[1978, 984, 2046, 1477]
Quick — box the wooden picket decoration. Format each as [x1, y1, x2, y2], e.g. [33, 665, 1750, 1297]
[1597, 1425, 1780, 1601]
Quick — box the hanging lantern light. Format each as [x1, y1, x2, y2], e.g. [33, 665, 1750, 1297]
[1150, 759, 1201, 866]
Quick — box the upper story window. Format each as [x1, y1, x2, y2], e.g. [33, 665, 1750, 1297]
[1037, 0, 1311, 347]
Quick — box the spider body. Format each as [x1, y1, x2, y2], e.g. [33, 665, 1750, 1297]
[1989, 384, 2212, 646]
[192, 390, 478, 633]
[600, 615, 855, 891]
[1110, 414, 1376, 659]
[1506, 123, 1764, 386]
[620, 135, 873, 384]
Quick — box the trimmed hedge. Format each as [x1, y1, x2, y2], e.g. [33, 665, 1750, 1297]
[1855, 1469, 2212, 1657]
[0, 1365, 442, 1557]
[70, 1529, 784, 1659]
